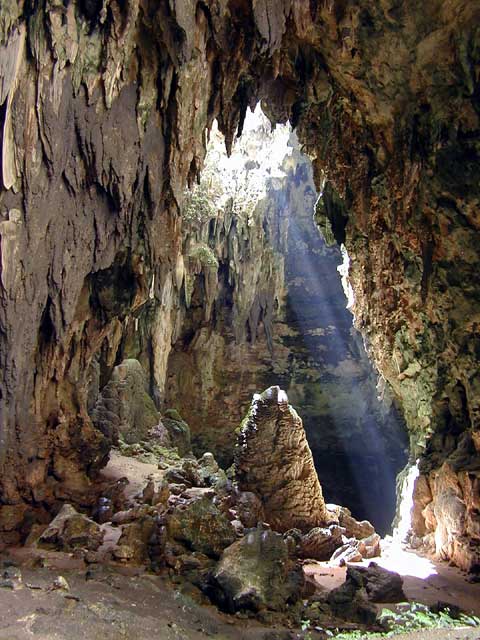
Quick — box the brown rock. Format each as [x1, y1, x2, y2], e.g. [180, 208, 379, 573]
[235, 387, 329, 532]
[37, 504, 104, 552]
[298, 525, 345, 560]
[115, 517, 156, 563]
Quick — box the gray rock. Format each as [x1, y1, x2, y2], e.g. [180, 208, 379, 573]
[327, 562, 405, 625]
[37, 504, 104, 552]
[355, 562, 406, 603]
[211, 525, 304, 612]
[162, 409, 191, 456]
[327, 567, 378, 624]
[166, 495, 236, 558]
[91, 359, 160, 445]
[234, 491, 265, 529]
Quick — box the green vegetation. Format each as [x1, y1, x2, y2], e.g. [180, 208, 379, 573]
[320, 602, 480, 639]
[183, 183, 217, 225]
[188, 243, 218, 268]
[117, 437, 180, 466]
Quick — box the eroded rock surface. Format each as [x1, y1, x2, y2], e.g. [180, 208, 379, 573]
[211, 525, 304, 613]
[235, 386, 329, 533]
[37, 504, 104, 552]
[92, 359, 160, 445]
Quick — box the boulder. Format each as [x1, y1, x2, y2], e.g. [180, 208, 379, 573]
[330, 540, 364, 565]
[330, 532, 382, 565]
[211, 525, 304, 612]
[360, 533, 381, 559]
[327, 567, 378, 625]
[331, 563, 405, 605]
[234, 491, 265, 529]
[165, 458, 203, 487]
[166, 495, 236, 558]
[170, 551, 215, 590]
[235, 387, 329, 532]
[358, 562, 406, 602]
[298, 525, 345, 560]
[198, 452, 228, 492]
[91, 497, 114, 524]
[327, 504, 376, 539]
[162, 409, 191, 455]
[37, 504, 104, 551]
[115, 516, 156, 563]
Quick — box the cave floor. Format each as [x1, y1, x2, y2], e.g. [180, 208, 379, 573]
[304, 543, 480, 617]
[2, 453, 479, 640]
[0, 554, 479, 640]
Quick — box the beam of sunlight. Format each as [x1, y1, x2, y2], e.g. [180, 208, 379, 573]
[285, 210, 403, 532]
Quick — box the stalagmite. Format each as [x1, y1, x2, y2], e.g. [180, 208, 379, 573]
[235, 386, 329, 532]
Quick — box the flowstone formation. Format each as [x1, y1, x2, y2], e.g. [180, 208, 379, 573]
[0, 0, 479, 571]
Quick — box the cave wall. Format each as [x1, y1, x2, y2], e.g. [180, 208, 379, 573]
[162, 121, 407, 533]
[0, 0, 479, 564]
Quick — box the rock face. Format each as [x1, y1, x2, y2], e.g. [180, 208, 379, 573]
[0, 0, 479, 568]
[411, 461, 480, 572]
[235, 386, 329, 532]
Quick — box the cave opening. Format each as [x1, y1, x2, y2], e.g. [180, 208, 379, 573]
[164, 106, 409, 536]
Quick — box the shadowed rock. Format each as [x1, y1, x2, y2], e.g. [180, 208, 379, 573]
[211, 525, 304, 613]
[234, 386, 329, 532]
[91, 359, 160, 445]
[37, 504, 104, 552]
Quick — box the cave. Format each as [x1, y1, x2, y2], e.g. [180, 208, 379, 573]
[0, 2, 479, 638]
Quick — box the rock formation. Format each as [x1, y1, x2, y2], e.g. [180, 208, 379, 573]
[162, 118, 408, 533]
[0, 0, 479, 570]
[91, 358, 160, 444]
[235, 386, 329, 532]
[211, 525, 304, 613]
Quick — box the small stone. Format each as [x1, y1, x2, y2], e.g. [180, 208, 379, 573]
[113, 544, 135, 562]
[52, 576, 70, 591]
[1, 567, 22, 590]
[0, 580, 14, 589]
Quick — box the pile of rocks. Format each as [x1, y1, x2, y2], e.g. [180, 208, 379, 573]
[28, 385, 397, 627]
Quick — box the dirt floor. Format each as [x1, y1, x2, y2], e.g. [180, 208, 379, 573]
[304, 544, 480, 617]
[1, 552, 479, 640]
[1, 453, 479, 640]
